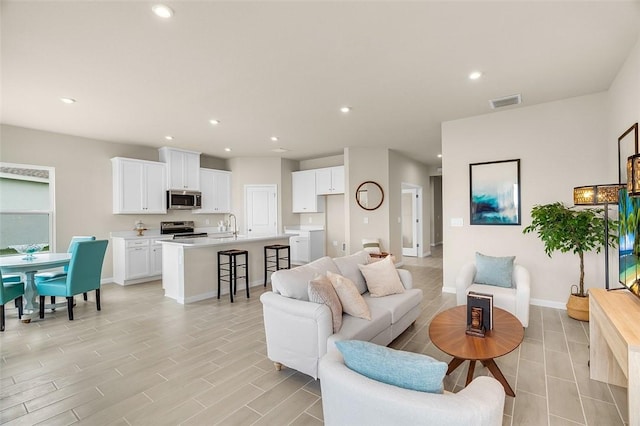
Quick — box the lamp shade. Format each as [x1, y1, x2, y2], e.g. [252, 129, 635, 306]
[627, 153, 640, 197]
[573, 184, 624, 205]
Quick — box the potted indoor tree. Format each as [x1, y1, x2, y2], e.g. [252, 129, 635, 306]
[522, 202, 617, 321]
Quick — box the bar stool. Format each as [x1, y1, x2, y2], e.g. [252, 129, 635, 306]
[264, 244, 291, 287]
[217, 249, 249, 303]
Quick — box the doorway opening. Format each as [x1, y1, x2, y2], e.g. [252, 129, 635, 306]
[401, 183, 422, 257]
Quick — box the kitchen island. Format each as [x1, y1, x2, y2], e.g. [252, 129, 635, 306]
[158, 234, 289, 304]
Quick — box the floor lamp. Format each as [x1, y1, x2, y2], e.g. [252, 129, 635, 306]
[573, 184, 624, 290]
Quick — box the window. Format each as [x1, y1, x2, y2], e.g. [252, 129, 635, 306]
[0, 163, 55, 255]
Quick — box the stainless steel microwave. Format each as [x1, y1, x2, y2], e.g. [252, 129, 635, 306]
[167, 190, 202, 210]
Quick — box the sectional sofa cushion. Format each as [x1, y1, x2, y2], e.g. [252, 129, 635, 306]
[327, 271, 371, 320]
[363, 289, 423, 323]
[358, 256, 405, 297]
[335, 340, 447, 393]
[333, 250, 371, 294]
[308, 274, 343, 333]
[475, 252, 515, 288]
[272, 256, 340, 301]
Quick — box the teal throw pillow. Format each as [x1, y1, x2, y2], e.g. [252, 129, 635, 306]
[475, 252, 515, 288]
[334, 340, 447, 393]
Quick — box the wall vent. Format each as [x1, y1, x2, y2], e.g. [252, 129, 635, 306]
[489, 94, 522, 109]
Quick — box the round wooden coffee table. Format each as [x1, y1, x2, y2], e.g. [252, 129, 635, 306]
[428, 305, 524, 397]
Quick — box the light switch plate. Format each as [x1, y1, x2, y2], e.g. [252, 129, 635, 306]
[451, 217, 463, 227]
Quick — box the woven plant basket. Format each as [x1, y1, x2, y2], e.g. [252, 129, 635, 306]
[566, 293, 589, 322]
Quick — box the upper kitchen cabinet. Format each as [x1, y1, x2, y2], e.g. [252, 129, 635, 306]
[292, 170, 324, 213]
[196, 168, 231, 214]
[159, 147, 201, 190]
[112, 157, 167, 214]
[315, 166, 345, 195]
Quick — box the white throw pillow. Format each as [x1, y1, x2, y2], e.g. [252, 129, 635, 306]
[358, 256, 405, 297]
[326, 270, 371, 320]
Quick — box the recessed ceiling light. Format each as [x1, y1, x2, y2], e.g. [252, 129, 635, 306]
[224, 147, 232, 152]
[152, 4, 174, 18]
[60, 97, 76, 104]
[340, 106, 351, 113]
[469, 71, 483, 80]
[209, 119, 220, 125]
[165, 136, 174, 141]
[437, 154, 442, 158]
[270, 136, 279, 142]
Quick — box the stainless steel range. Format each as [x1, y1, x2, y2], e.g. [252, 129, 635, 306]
[160, 221, 208, 239]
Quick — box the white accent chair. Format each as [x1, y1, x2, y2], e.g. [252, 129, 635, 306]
[319, 350, 505, 426]
[456, 262, 530, 327]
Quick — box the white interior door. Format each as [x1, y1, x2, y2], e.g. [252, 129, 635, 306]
[402, 187, 420, 257]
[245, 184, 277, 236]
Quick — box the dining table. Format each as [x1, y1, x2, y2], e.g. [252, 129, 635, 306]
[0, 252, 71, 322]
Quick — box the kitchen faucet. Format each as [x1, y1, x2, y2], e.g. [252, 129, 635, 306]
[228, 213, 238, 239]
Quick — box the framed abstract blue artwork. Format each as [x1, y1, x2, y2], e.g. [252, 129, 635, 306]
[469, 159, 521, 225]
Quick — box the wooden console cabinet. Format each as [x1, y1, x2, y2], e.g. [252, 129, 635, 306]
[589, 288, 640, 426]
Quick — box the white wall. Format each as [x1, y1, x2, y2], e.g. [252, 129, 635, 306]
[442, 93, 610, 307]
[441, 35, 640, 308]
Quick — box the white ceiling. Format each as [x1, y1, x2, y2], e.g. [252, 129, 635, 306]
[2, 1, 639, 166]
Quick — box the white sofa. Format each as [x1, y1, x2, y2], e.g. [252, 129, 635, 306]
[319, 350, 505, 426]
[260, 251, 423, 379]
[456, 262, 531, 327]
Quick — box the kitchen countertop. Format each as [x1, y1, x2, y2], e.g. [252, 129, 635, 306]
[111, 227, 233, 240]
[156, 234, 289, 248]
[284, 225, 324, 232]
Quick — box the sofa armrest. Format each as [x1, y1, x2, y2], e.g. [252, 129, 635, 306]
[397, 268, 413, 289]
[260, 291, 333, 379]
[455, 263, 476, 305]
[319, 350, 505, 426]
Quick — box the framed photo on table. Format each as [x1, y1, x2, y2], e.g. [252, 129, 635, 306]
[470, 159, 521, 225]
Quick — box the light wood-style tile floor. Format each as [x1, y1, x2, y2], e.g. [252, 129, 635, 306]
[0, 246, 628, 425]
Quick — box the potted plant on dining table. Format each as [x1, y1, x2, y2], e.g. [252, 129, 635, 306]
[523, 202, 617, 321]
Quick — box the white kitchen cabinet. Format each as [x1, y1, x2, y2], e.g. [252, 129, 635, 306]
[112, 236, 171, 285]
[316, 166, 345, 194]
[150, 242, 163, 276]
[196, 168, 231, 213]
[112, 157, 167, 214]
[285, 228, 325, 264]
[292, 170, 324, 213]
[159, 147, 201, 190]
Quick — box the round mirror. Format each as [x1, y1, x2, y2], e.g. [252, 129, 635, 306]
[356, 181, 384, 211]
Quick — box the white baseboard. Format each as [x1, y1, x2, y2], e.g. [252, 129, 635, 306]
[530, 298, 566, 310]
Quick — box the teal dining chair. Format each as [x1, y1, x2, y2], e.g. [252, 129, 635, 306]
[36, 240, 108, 321]
[1, 272, 24, 331]
[35, 236, 96, 304]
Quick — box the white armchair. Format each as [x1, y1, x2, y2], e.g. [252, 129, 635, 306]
[456, 262, 530, 327]
[319, 350, 505, 426]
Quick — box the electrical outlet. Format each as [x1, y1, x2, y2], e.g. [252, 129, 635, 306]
[332, 240, 338, 246]
[308, 217, 313, 223]
[363, 217, 368, 224]
[205, 219, 210, 225]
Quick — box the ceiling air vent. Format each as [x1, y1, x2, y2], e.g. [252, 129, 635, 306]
[489, 94, 522, 109]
